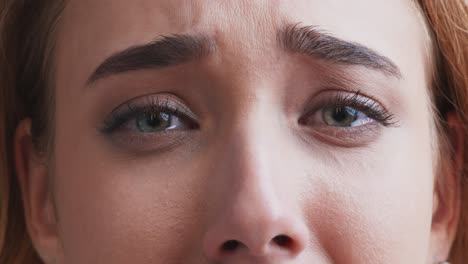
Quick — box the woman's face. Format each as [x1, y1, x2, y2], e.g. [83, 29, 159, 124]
[25, 0, 457, 263]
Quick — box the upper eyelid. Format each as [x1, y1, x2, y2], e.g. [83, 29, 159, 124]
[302, 88, 392, 111]
[100, 94, 197, 133]
[299, 91, 397, 127]
[303, 92, 385, 115]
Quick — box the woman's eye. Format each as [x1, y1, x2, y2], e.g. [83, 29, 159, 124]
[134, 111, 184, 133]
[101, 95, 199, 153]
[298, 92, 398, 146]
[322, 106, 373, 127]
[101, 94, 199, 140]
[299, 92, 396, 131]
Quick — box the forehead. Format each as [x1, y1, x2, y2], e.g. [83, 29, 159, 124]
[55, 0, 430, 89]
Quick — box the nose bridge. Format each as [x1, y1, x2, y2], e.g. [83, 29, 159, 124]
[218, 99, 284, 222]
[202, 100, 309, 261]
[223, 123, 283, 230]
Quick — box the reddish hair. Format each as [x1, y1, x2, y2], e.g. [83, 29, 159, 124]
[0, 0, 466, 263]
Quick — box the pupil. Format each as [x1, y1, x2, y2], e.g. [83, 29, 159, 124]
[137, 112, 170, 132]
[322, 106, 360, 127]
[146, 113, 161, 127]
[333, 107, 348, 122]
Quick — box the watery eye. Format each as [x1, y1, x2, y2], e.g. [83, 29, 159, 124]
[322, 106, 373, 127]
[135, 111, 182, 133]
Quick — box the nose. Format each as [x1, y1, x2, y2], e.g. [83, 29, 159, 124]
[202, 118, 310, 262]
[203, 211, 308, 261]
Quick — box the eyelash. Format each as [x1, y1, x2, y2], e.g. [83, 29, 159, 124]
[100, 91, 395, 137]
[100, 96, 197, 134]
[300, 91, 397, 127]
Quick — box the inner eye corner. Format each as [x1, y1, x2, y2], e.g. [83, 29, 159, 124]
[297, 115, 306, 125]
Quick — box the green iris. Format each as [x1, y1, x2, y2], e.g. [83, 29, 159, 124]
[323, 106, 359, 127]
[136, 112, 171, 133]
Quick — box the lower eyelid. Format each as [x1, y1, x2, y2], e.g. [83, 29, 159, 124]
[106, 129, 191, 154]
[305, 123, 382, 147]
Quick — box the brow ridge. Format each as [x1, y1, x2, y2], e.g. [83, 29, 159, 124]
[87, 34, 212, 84]
[279, 23, 402, 78]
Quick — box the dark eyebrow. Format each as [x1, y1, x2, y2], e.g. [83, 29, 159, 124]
[279, 24, 402, 79]
[87, 34, 213, 84]
[88, 25, 401, 84]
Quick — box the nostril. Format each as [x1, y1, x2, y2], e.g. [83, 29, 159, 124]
[221, 240, 240, 251]
[273, 235, 293, 247]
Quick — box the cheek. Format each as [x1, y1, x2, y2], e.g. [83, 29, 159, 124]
[299, 121, 435, 262]
[52, 126, 436, 263]
[52, 134, 208, 263]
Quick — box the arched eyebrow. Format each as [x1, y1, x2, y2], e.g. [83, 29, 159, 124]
[87, 24, 401, 85]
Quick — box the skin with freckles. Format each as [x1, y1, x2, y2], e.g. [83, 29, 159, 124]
[14, 0, 463, 263]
